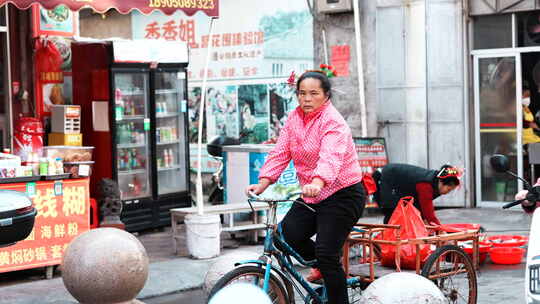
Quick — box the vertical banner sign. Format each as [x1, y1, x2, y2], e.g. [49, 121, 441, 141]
[353, 137, 388, 174]
[331, 45, 351, 77]
[354, 138, 388, 208]
[0, 179, 90, 273]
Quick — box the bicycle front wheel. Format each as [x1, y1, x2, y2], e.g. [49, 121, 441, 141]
[207, 265, 290, 304]
[421, 245, 478, 304]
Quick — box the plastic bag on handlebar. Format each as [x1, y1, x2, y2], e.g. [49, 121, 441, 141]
[379, 196, 432, 270]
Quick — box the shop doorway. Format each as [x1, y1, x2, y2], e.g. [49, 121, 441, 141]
[473, 52, 523, 207]
[473, 50, 540, 207]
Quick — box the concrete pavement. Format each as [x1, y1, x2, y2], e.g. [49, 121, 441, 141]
[0, 207, 532, 304]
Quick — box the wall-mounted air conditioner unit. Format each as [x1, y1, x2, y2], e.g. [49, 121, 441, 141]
[317, 0, 353, 14]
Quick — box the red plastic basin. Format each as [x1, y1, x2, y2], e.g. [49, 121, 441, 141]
[439, 223, 481, 233]
[486, 235, 528, 247]
[462, 245, 491, 264]
[489, 247, 525, 265]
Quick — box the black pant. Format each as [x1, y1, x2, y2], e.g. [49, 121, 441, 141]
[381, 208, 393, 224]
[280, 182, 365, 304]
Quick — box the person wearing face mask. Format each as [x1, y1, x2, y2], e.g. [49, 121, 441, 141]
[522, 89, 540, 145]
[373, 164, 461, 225]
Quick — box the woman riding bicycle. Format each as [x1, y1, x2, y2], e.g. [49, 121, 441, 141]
[246, 70, 366, 304]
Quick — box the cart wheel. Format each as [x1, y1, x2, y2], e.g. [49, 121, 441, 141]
[421, 245, 477, 304]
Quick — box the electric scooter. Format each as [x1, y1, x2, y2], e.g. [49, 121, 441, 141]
[206, 136, 240, 204]
[490, 154, 540, 304]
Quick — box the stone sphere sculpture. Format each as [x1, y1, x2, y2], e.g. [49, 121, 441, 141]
[208, 283, 271, 304]
[361, 272, 446, 304]
[62, 228, 149, 304]
[203, 250, 259, 294]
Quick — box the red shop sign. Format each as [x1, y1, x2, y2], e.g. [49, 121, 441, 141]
[0, 0, 220, 17]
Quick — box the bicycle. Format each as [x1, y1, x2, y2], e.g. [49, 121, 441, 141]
[207, 191, 365, 304]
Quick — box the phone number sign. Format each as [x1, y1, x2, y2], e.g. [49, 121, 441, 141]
[147, 0, 219, 15]
[0, 179, 90, 273]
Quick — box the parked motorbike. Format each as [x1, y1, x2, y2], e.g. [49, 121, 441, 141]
[490, 154, 540, 303]
[0, 190, 36, 247]
[206, 136, 240, 204]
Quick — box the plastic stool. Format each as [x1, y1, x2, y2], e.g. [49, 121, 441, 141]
[89, 198, 99, 229]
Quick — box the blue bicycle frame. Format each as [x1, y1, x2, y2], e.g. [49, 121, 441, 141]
[236, 199, 361, 303]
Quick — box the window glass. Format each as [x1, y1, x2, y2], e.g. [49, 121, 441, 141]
[517, 12, 540, 47]
[0, 6, 5, 27]
[473, 14, 512, 50]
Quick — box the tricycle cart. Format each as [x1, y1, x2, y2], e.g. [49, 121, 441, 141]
[343, 221, 480, 304]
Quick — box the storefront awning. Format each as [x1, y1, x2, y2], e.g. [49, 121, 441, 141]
[0, 0, 219, 17]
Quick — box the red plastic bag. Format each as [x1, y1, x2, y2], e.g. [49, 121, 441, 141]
[35, 38, 63, 83]
[379, 196, 432, 270]
[361, 172, 377, 195]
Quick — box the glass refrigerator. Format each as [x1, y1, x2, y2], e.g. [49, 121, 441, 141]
[71, 41, 191, 232]
[111, 67, 189, 231]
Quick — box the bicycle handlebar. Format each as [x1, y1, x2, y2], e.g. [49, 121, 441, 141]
[503, 199, 524, 209]
[247, 191, 302, 202]
[502, 185, 540, 210]
[247, 191, 315, 212]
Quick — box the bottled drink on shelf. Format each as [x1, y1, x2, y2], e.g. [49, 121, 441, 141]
[131, 99, 136, 115]
[118, 150, 125, 170]
[156, 127, 161, 143]
[39, 157, 48, 176]
[124, 99, 130, 115]
[115, 88, 124, 118]
[133, 176, 142, 196]
[124, 148, 131, 169]
[163, 149, 170, 167]
[47, 158, 56, 176]
[138, 132, 144, 144]
[117, 124, 123, 144]
[56, 158, 63, 175]
[131, 149, 138, 168]
[171, 127, 177, 140]
[162, 102, 168, 114]
[130, 123, 136, 143]
[165, 127, 171, 142]
[168, 149, 174, 166]
[161, 127, 167, 142]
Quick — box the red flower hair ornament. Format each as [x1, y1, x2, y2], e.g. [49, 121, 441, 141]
[287, 64, 337, 88]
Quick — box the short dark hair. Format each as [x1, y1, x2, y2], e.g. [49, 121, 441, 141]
[437, 164, 460, 186]
[296, 70, 332, 99]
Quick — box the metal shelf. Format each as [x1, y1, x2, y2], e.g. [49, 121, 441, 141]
[156, 112, 180, 119]
[156, 89, 179, 94]
[158, 165, 182, 172]
[121, 90, 145, 96]
[118, 169, 147, 175]
[157, 140, 180, 145]
[117, 115, 146, 121]
[117, 143, 146, 149]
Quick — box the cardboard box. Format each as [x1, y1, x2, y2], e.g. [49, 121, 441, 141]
[48, 133, 83, 146]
